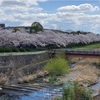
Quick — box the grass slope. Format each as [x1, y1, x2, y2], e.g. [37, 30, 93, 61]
[73, 43, 100, 50]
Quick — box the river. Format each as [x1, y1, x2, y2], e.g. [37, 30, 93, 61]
[0, 85, 62, 100]
[91, 78, 100, 97]
[0, 79, 100, 100]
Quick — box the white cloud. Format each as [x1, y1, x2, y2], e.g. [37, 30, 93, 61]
[1, 6, 43, 12]
[8, 8, 100, 34]
[57, 4, 99, 12]
[0, 2, 100, 34]
[1, 1, 26, 6]
[0, 9, 4, 15]
[0, 0, 48, 6]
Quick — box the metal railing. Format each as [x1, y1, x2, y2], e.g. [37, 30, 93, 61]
[0, 51, 47, 56]
[49, 49, 100, 55]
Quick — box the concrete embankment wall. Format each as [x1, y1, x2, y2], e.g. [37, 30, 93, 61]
[0, 52, 50, 74]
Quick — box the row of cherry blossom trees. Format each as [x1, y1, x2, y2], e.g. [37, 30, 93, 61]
[0, 29, 99, 48]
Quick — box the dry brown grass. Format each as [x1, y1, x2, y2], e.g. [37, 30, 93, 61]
[78, 58, 100, 64]
[18, 75, 37, 83]
[0, 73, 8, 85]
[71, 58, 100, 65]
[18, 70, 48, 83]
[69, 58, 100, 87]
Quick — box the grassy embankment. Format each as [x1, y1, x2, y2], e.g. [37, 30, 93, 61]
[71, 43, 100, 50]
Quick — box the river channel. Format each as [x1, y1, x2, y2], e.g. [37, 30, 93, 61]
[0, 80, 100, 100]
[0, 85, 62, 100]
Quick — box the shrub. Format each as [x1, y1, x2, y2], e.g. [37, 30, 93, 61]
[4, 48, 12, 52]
[48, 76, 58, 84]
[74, 82, 92, 100]
[12, 48, 19, 52]
[19, 48, 26, 52]
[62, 82, 92, 100]
[55, 52, 66, 59]
[45, 58, 69, 76]
[62, 86, 75, 100]
[0, 48, 4, 52]
[25, 48, 31, 52]
[53, 98, 62, 100]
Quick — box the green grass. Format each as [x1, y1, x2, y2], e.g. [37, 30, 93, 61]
[73, 43, 100, 50]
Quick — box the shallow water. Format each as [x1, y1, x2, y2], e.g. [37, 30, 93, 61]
[1, 76, 100, 100]
[0, 86, 62, 100]
[91, 78, 100, 96]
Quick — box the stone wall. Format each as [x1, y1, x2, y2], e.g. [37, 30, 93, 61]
[0, 52, 50, 74]
[20, 61, 48, 75]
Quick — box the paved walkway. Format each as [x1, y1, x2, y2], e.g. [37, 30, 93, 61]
[0, 51, 47, 56]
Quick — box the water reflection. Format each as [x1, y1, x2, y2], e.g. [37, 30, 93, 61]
[1, 80, 100, 100]
[0, 86, 62, 100]
[0, 94, 21, 100]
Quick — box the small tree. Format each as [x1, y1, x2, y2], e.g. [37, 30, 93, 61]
[30, 22, 43, 33]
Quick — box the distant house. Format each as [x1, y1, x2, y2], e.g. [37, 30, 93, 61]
[0, 24, 5, 27]
[0, 23, 31, 33]
[3, 26, 31, 33]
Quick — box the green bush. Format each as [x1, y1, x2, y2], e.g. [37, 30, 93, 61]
[55, 53, 66, 59]
[0, 48, 4, 52]
[74, 82, 92, 100]
[4, 48, 12, 52]
[12, 48, 19, 52]
[0, 47, 39, 52]
[63, 86, 75, 100]
[25, 48, 31, 52]
[53, 98, 62, 100]
[19, 48, 26, 52]
[48, 76, 58, 84]
[45, 58, 69, 76]
[62, 82, 92, 100]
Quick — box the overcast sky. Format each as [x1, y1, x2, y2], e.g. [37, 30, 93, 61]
[0, 0, 100, 34]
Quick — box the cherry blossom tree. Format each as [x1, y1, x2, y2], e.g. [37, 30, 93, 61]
[0, 29, 99, 48]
